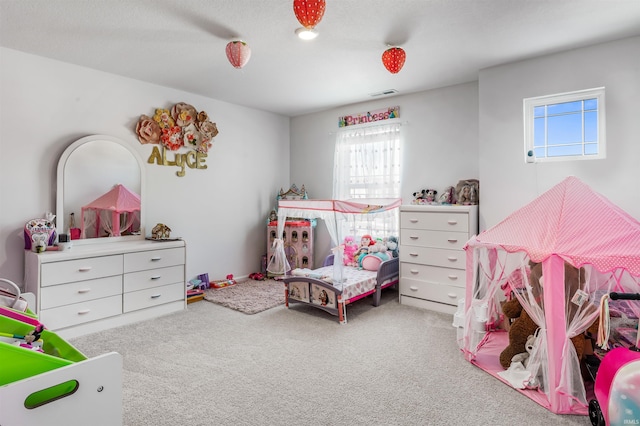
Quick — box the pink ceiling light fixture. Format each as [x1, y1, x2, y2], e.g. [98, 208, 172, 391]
[225, 40, 251, 69]
[293, 0, 326, 40]
[382, 47, 406, 74]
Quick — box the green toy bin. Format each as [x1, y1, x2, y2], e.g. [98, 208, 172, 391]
[0, 315, 87, 387]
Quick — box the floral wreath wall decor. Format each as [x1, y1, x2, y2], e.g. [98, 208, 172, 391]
[135, 102, 219, 177]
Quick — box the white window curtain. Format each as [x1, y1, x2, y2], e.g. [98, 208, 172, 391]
[333, 121, 401, 239]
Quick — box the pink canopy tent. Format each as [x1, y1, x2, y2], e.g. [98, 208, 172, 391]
[81, 184, 141, 238]
[462, 176, 640, 415]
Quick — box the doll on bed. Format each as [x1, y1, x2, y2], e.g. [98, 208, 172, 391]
[353, 234, 375, 265]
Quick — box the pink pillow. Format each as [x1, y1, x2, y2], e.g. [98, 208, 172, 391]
[361, 254, 382, 271]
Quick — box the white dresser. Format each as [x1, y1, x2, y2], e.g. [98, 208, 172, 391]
[24, 239, 186, 338]
[399, 204, 478, 314]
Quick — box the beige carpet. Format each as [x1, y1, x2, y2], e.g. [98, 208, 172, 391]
[203, 278, 285, 314]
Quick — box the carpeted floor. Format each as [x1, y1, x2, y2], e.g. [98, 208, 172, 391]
[69, 289, 592, 426]
[203, 279, 284, 314]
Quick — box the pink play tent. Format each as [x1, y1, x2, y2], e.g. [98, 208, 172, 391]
[462, 176, 640, 415]
[81, 184, 141, 238]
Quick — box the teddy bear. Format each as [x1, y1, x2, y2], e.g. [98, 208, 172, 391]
[499, 261, 598, 369]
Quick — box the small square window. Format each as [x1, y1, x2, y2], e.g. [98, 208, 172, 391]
[524, 88, 606, 163]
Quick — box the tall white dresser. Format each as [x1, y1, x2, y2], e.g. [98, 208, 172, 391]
[24, 239, 186, 339]
[399, 204, 478, 314]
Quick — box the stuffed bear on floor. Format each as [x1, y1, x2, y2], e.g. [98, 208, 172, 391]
[499, 261, 598, 369]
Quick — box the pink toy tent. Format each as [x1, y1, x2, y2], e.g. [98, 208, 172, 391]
[81, 184, 141, 238]
[462, 176, 640, 415]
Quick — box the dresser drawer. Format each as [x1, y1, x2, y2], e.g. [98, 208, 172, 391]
[400, 263, 466, 288]
[124, 247, 185, 273]
[39, 295, 122, 330]
[123, 265, 184, 293]
[123, 282, 185, 313]
[399, 246, 465, 270]
[399, 279, 463, 306]
[41, 255, 123, 287]
[401, 212, 469, 232]
[400, 229, 468, 250]
[40, 275, 122, 309]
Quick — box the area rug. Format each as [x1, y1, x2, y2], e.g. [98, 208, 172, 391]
[203, 279, 285, 314]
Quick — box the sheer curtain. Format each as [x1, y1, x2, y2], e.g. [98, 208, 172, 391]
[333, 122, 401, 238]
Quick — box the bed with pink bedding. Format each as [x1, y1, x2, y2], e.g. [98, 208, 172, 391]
[282, 256, 398, 324]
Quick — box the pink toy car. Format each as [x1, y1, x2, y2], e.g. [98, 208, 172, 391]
[589, 292, 640, 426]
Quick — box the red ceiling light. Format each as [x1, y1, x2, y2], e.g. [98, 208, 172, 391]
[293, 0, 326, 29]
[381, 47, 406, 74]
[225, 40, 251, 69]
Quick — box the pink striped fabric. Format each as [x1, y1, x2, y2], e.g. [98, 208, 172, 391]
[467, 176, 640, 276]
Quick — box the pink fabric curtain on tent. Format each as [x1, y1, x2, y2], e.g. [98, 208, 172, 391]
[81, 184, 141, 238]
[462, 176, 640, 415]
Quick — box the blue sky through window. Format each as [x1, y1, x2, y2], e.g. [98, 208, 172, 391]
[532, 98, 598, 158]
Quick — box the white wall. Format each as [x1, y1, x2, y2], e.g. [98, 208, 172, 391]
[290, 82, 480, 265]
[479, 36, 640, 231]
[0, 48, 290, 284]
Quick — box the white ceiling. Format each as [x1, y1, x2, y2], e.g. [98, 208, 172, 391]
[2, 1, 640, 117]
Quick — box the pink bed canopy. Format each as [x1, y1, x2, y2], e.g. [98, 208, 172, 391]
[462, 176, 640, 415]
[267, 198, 402, 275]
[81, 184, 141, 238]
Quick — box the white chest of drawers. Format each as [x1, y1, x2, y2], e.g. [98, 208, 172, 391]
[399, 205, 478, 314]
[24, 239, 186, 338]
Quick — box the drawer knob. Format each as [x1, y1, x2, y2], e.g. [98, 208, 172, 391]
[447, 238, 458, 243]
[410, 286, 418, 291]
[410, 219, 418, 223]
[78, 309, 91, 315]
[78, 267, 92, 272]
[447, 293, 457, 299]
[410, 269, 419, 274]
[151, 257, 162, 261]
[410, 235, 419, 240]
[410, 252, 419, 257]
[77, 288, 91, 293]
[151, 294, 162, 299]
[448, 275, 458, 280]
[447, 257, 458, 262]
[150, 276, 162, 280]
[447, 220, 458, 225]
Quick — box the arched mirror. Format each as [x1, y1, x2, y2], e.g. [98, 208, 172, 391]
[56, 135, 146, 244]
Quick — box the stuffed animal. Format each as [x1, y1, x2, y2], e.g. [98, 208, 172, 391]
[385, 236, 399, 258]
[499, 261, 598, 369]
[424, 189, 438, 203]
[342, 236, 358, 266]
[413, 190, 427, 202]
[511, 331, 539, 368]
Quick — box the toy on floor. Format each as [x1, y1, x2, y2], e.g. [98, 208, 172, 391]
[589, 292, 640, 426]
[212, 274, 237, 288]
[500, 261, 598, 369]
[249, 272, 265, 281]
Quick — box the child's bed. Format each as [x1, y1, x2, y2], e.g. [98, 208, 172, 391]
[283, 255, 399, 324]
[268, 197, 402, 323]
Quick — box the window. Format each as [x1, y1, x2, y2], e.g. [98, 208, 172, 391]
[524, 87, 605, 162]
[333, 121, 401, 238]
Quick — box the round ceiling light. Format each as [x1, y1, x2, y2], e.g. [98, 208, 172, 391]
[295, 27, 318, 40]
